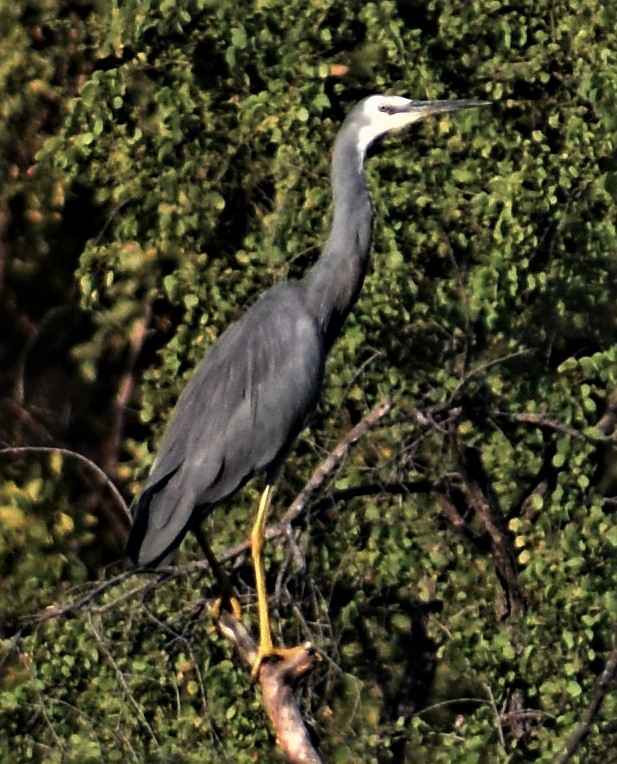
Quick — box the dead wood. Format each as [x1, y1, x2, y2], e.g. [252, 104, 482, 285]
[216, 609, 323, 764]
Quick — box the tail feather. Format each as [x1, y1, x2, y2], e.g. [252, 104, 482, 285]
[125, 465, 187, 567]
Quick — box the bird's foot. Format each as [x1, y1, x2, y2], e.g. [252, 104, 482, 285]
[209, 594, 242, 622]
[250, 642, 315, 680]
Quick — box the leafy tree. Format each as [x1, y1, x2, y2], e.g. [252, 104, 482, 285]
[1, 0, 617, 761]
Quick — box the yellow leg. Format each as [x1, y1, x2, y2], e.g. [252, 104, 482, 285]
[194, 524, 242, 620]
[250, 484, 306, 676]
[251, 484, 275, 656]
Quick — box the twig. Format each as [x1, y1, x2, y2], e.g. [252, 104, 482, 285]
[554, 626, 617, 764]
[18, 640, 66, 755]
[0, 397, 56, 445]
[431, 485, 483, 544]
[104, 302, 152, 476]
[216, 609, 323, 763]
[492, 410, 584, 440]
[23, 569, 162, 624]
[85, 612, 159, 746]
[280, 396, 393, 527]
[0, 445, 131, 524]
[483, 681, 506, 749]
[436, 349, 534, 412]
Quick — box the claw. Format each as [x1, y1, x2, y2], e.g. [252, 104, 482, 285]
[209, 594, 242, 621]
[250, 643, 309, 679]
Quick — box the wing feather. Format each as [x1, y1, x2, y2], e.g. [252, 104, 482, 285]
[127, 283, 324, 565]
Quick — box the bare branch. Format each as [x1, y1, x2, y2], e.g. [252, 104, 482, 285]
[492, 410, 584, 440]
[216, 610, 323, 764]
[431, 485, 485, 548]
[24, 398, 418, 627]
[436, 349, 535, 412]
[23, 568, 163, 624]
[453, 437, 525, 619]
[482, 681, 506, 749]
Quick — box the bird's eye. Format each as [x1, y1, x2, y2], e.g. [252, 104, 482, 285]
[378, 104, 394, 114]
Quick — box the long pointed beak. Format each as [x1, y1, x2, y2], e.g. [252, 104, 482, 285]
[405, 98, 491, 117]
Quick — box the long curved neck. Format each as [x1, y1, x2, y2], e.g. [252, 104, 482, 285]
[301, 127, 373, 351]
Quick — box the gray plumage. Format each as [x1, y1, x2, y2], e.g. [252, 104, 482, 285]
[126, 94, 488, 567]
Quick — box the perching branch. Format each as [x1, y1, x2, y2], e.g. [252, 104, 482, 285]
[216, 609, 323, 764]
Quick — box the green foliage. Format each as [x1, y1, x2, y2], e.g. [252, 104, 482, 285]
[2, 0, 617, 761]
[0, 457, 91, 628]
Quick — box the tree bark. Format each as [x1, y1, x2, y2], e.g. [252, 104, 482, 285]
[216, 610, 323, 764]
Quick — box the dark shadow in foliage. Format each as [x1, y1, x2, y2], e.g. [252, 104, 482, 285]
[1, 181, 107, 439]
[0, 180, 134, 566]
[330, 580, 439, 760]
[192, 36, 233, 93]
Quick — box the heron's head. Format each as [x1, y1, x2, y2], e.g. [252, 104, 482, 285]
[353, 94, 490, 154]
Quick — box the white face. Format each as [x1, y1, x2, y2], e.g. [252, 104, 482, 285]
[356, 95, 424, 153]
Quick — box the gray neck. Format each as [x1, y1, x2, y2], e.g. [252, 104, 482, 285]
[302, 127, 373, 351]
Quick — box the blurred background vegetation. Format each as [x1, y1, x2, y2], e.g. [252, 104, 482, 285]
[1, 0, 617, 761]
